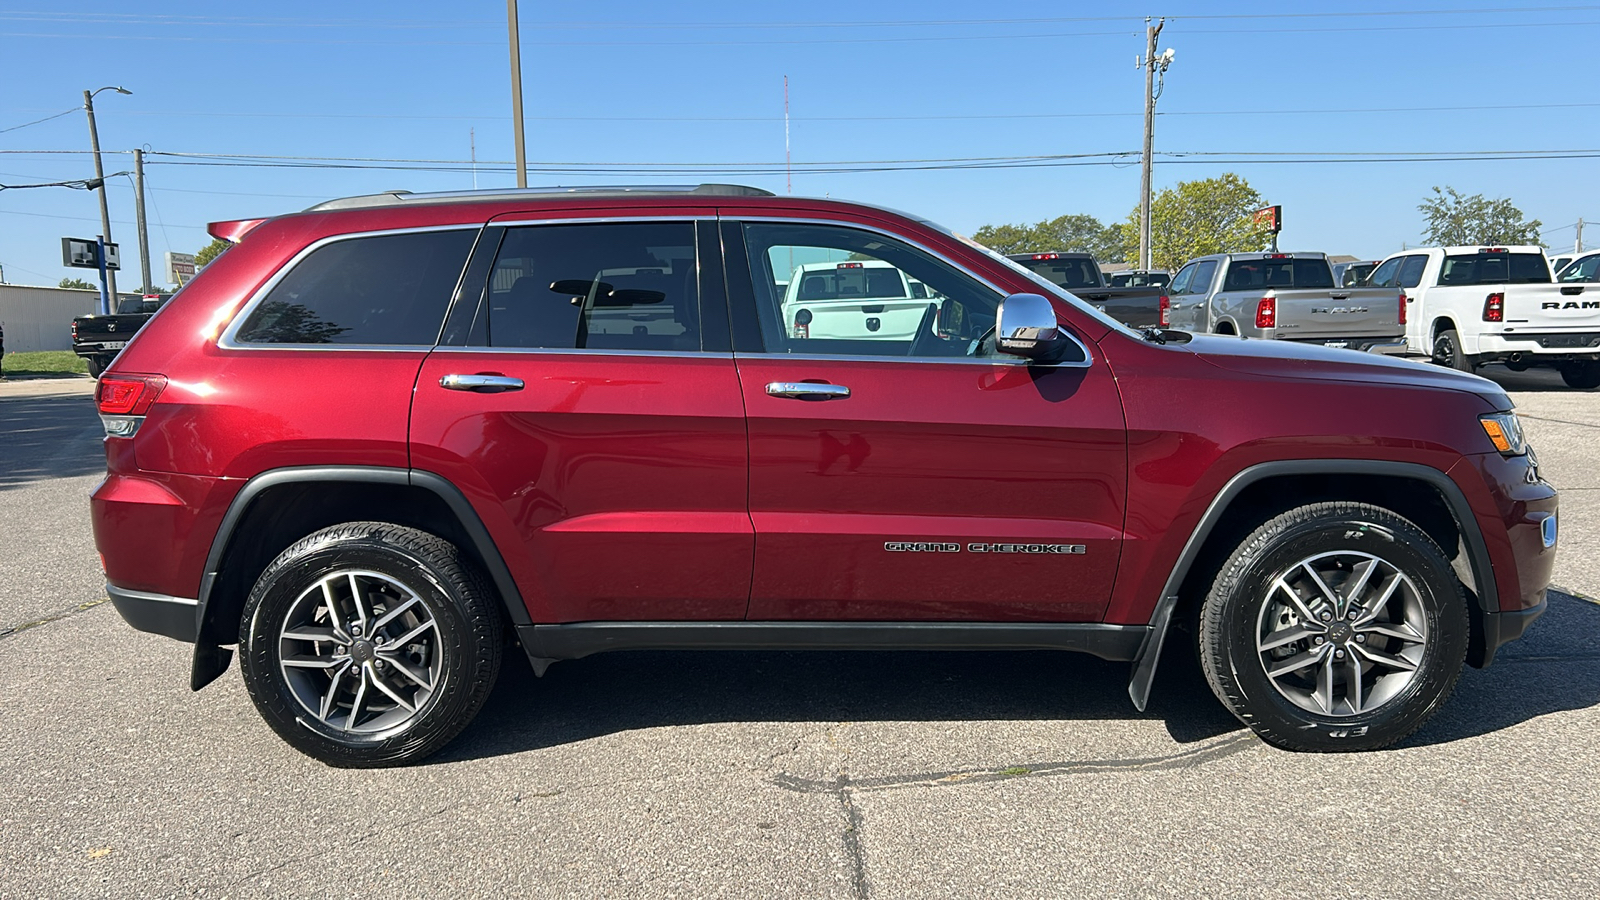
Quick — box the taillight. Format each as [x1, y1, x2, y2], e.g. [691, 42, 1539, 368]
[96, 374, 167, 416]
[1255, 297, 1276, 329]
[1483, 292, 1505, 322]
[70, 321, 79, 341]
[1158, 293, 1171, 328]
[1399, 291, 1408, 326]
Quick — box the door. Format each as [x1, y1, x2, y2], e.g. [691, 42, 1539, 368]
[1167, 259, 1218, 332]
[723, 218, 1128, 623]
[410, 218, 752, 623]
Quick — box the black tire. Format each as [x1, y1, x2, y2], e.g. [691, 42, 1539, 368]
[238, 522, 503, 767]
[1431, 328, 1476, 373]
[1198, 502, 1469, 752]
[85, 356, 105, 378]
[1559, 361, 1600, 389]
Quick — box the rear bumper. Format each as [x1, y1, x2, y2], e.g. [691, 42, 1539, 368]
[1475, 332, 1600, 358]
[107, 583, 197, 643]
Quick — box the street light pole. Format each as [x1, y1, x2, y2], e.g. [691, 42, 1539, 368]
[507, 0, 527, 188]
[83, 86, 131, 312]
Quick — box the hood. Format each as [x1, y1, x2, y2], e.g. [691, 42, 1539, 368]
[1180, 333, 1511, 410]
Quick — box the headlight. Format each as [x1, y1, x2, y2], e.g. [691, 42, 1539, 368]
[1479, 411, 1527, 456]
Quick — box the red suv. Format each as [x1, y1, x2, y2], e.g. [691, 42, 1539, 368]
[92, 185, 1557, 766]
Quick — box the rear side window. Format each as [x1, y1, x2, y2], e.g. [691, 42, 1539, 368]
[1190, 260, 1219, 294]
[1019, 257, 1101, 290]
[1397, 255, 1428, 289]
[236, 229, 475, 345]
[1223, 259, 1334, 291]
[482, 221, 700, 352]
[1438, 253, 1550, 285]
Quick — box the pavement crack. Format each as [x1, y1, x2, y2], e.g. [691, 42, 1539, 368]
[1519, 413, 1600, 430]
[770, 731, 1256, 797]
[223, 798, 473, 889]
[834, 774, 871, 900]
[0, 597, 108, 642]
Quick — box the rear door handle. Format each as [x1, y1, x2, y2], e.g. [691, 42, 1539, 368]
[765, 382, 851, 400]
[441, 373, 525, 393]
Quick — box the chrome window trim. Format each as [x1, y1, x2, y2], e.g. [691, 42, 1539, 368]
[217, 223, 483, 351]
[733, 216, 1093, 369]
[486, 214, 718, 228]
[431, 346, 734, 360]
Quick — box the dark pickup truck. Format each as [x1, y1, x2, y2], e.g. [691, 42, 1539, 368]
[1006, 252, 1168, 328]
[72, 294, 165, 377]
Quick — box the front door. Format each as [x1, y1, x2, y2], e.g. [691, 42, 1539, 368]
[723, 218, 1128, 623]
[410, 218, 751, 623]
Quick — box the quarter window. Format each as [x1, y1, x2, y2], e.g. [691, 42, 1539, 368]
[481, 222, 700, 351]
[235, 229, 475, 345]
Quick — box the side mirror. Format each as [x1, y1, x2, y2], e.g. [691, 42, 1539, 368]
[995, 292, 1063, 360]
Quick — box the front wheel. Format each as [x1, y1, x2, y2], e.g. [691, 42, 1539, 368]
[1559, 361, 1600, 389]
[1198, 502, 1468, 752]
[238, 522, 503, 767]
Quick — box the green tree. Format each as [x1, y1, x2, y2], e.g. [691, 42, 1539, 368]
[972, 214, 1122, 259]
[195, 238, 231, 268]
[1120, 173, 1272, 271]
[59, 277, 95, 290]
[1418, 186, 1541, 246]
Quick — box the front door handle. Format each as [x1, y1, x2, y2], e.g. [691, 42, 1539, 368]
[441, 373, 525, 393]
[765, 381, 851, 400]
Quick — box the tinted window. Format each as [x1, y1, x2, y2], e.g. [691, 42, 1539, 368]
[483, 222, 699, 351]
[1190, 260, 1219, 294]
[1397, 255, 1428, 289]
[1340, 263, 1376, 287]
[237, 229, 475, 345]
[1438, 252, 1550, 286]
[742, 222, 1060, 361]
[1222, 258, 1334, 291]
[1367, 257, 1401, 288]
[1017, 257, 1101, 290]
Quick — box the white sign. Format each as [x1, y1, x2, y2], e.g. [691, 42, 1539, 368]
[166, 251, 196, 284]
[60, 237, 121, 270]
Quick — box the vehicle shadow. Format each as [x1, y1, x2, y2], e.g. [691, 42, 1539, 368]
[440, 591, 1600, 763]
[0, 394, 106, 491]
[1477, 363, 1595, 393]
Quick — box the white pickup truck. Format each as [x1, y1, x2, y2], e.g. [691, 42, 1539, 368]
[1372, 245, 1600, 388]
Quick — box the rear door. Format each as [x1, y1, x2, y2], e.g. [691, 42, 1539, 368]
[410, 216, 752, 624]
[723, 215, 1128, 623]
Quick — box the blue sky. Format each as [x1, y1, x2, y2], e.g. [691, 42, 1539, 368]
[1, 1, 1596, 288]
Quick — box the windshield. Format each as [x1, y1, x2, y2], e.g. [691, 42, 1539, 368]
[959, 235, 1138, 337]
[1439, 253, 1550, 285]
[1557, 254, 1600, 283]
[1223, 258, 1334, 291]
[794, 266, 907, 301]
[1340, 263, 1377, 287]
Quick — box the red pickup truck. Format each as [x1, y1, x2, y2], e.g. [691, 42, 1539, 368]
[92, 185, 1556, 766]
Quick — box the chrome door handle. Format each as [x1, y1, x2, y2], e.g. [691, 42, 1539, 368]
[765, 381, 851, 400]
[441, 374, 524, 393]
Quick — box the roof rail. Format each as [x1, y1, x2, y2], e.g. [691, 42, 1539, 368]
[305, 183, 775, 212]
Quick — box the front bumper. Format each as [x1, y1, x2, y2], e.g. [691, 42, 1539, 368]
[107, 583, 197, 643]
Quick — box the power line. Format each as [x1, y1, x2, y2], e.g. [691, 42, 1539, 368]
[0, 106, 80, 134]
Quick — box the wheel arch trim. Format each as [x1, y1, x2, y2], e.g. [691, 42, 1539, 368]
[1126, 458, 1496, 711]
[190, 465, 530, 690]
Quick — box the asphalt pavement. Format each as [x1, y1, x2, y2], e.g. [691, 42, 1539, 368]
[1, 369, 1597, 899]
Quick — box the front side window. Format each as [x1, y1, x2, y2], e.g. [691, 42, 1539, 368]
[1168, 263, 1197, 296]
[742, 222, 1026, 360]
[1398, 255, 1428, 289]
[236, 229, 476, 345]
[1189, 260, 1219, 295]
[481, 221, 700, 351]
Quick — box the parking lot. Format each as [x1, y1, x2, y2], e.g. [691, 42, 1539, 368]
[1, 369, 1597, 899]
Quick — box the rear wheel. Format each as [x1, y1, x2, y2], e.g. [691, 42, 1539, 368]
[238, 522, 503, 767]
[1198, 502, 1468, 752]
[1431, 328, 1476, 373]
[1559, 361, 1600, 389]
[85, 356, 106, 378]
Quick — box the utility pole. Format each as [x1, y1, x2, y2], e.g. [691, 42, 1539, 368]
[133, 148, 152, 293]
[84, 88, 123, 311]
[507, 0, 527, 188]
[1577, 217, 1585, 254]
[1137, 19, 1171, 273]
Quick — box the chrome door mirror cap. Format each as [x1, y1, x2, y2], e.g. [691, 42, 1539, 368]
[996, 292, 1064, 360]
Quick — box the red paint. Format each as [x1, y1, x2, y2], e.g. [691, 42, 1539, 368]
[94, 189, 1554, 643]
